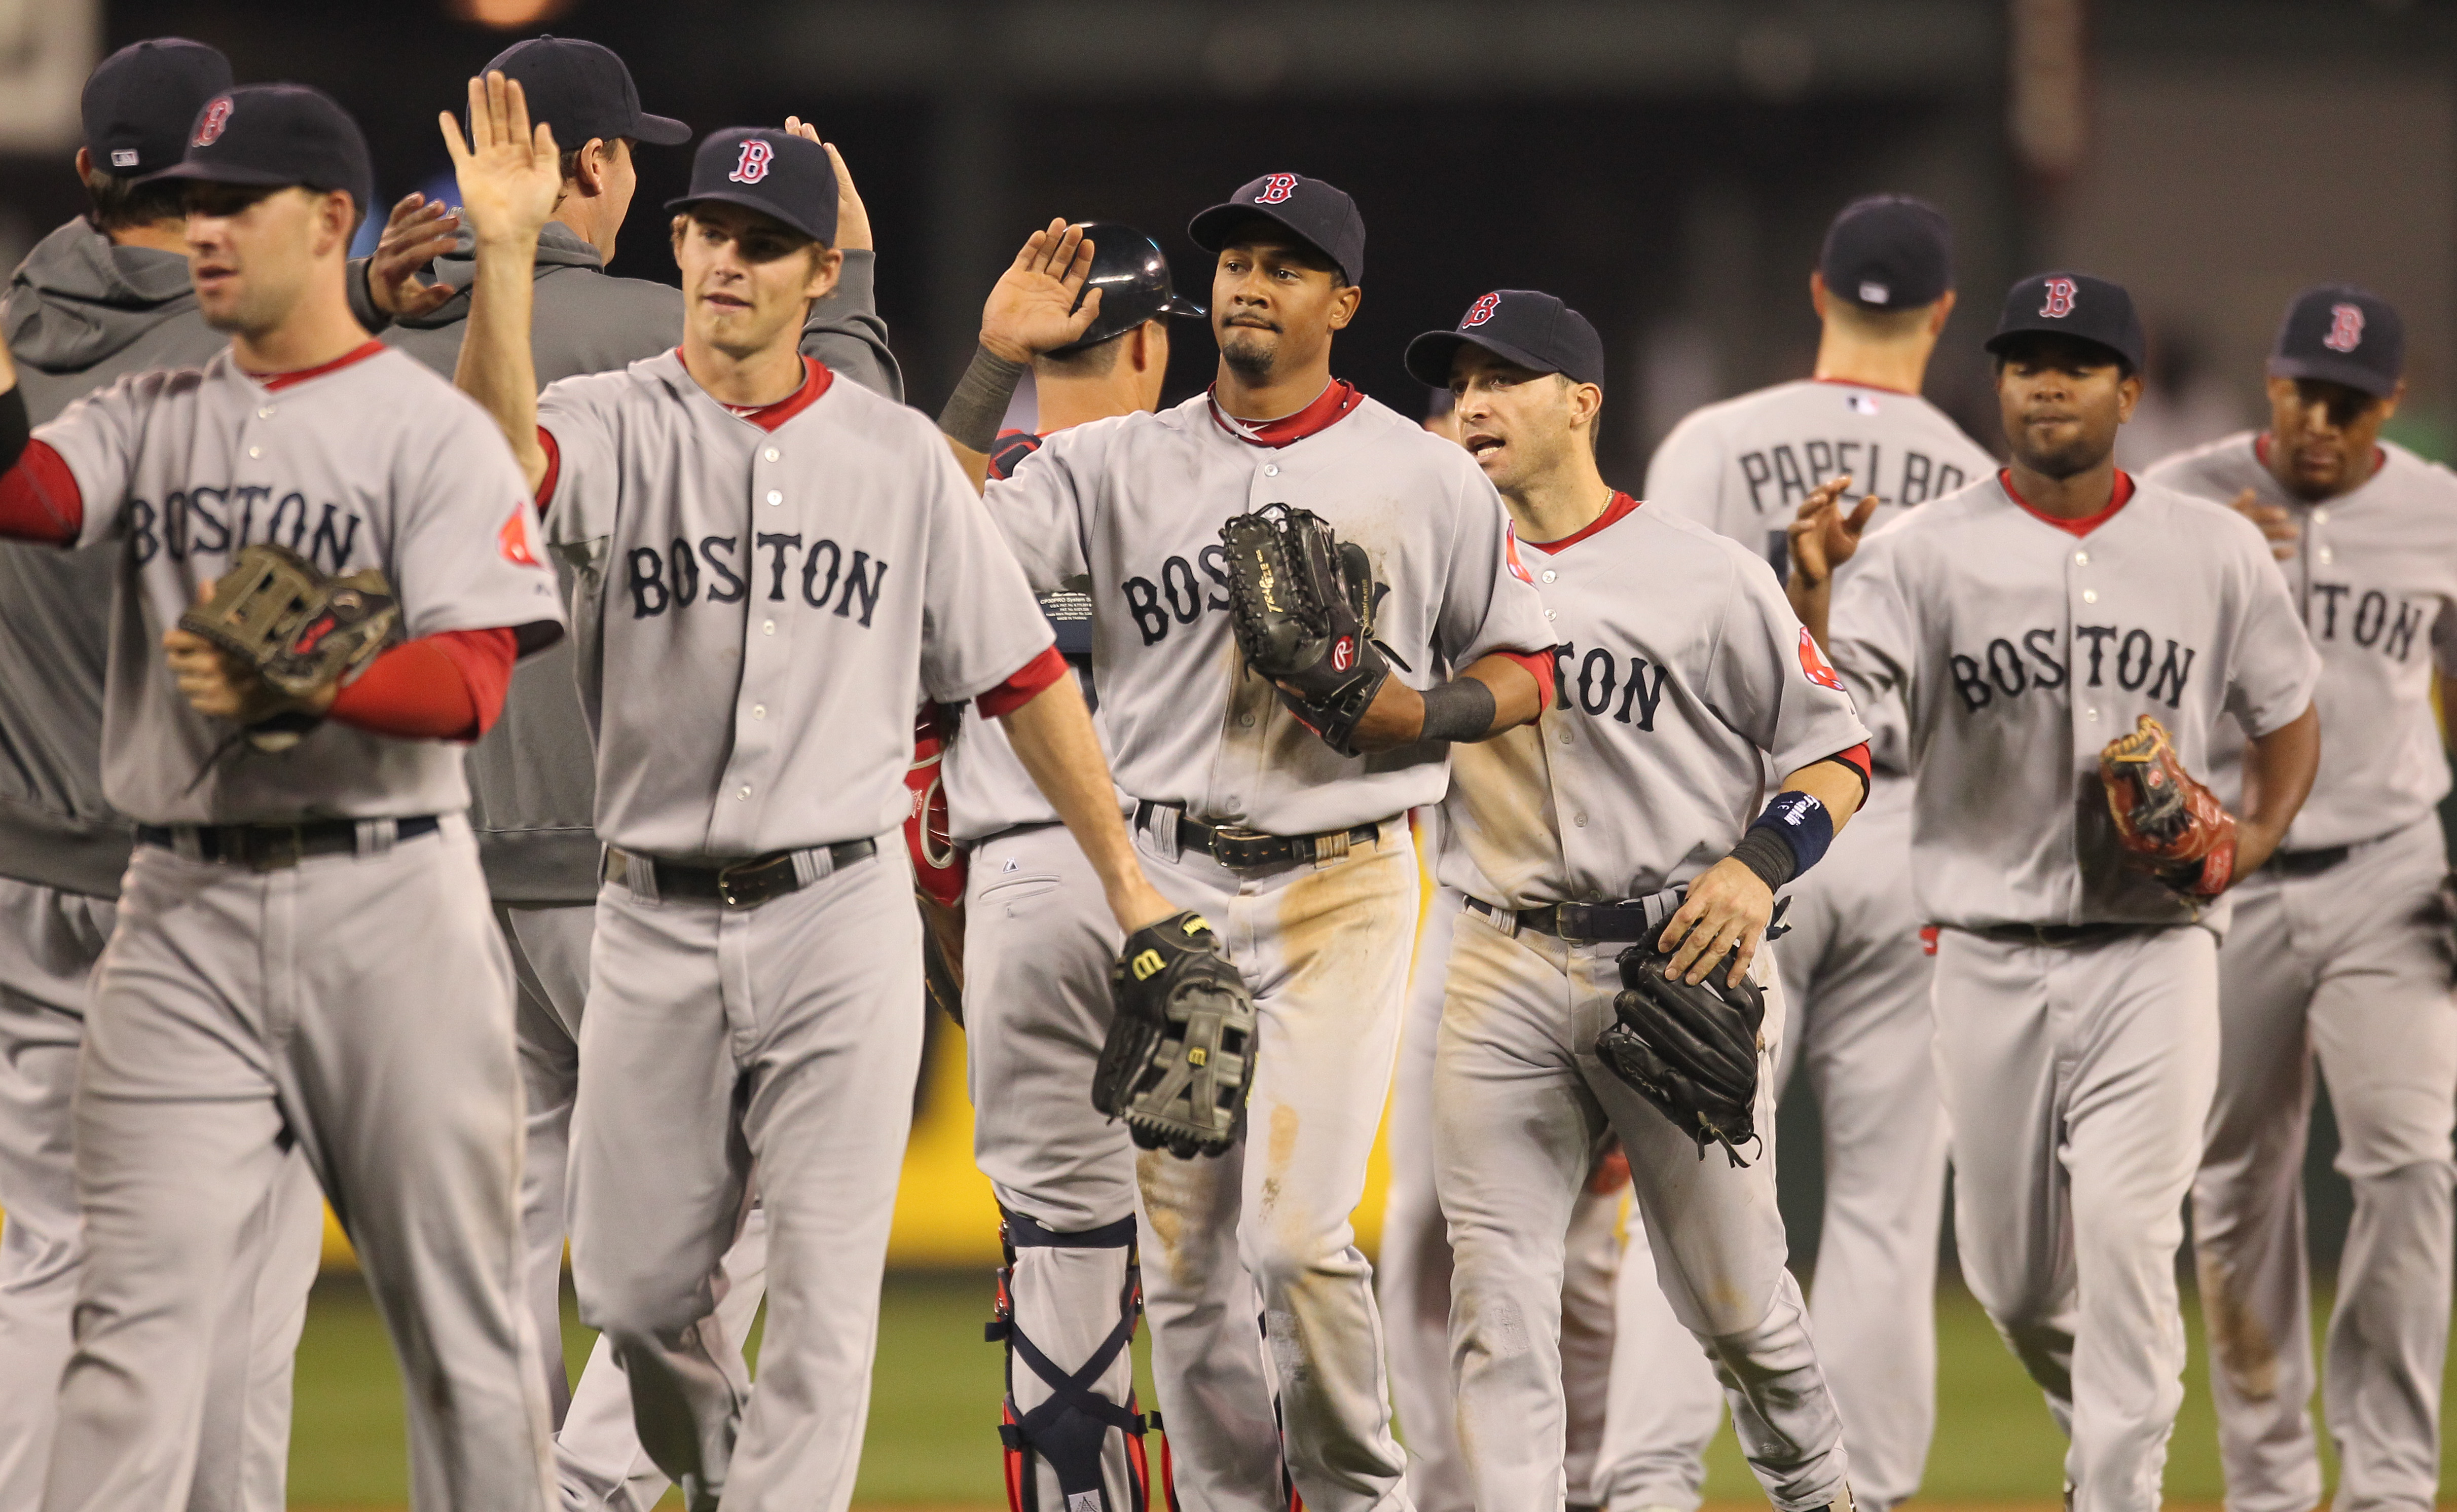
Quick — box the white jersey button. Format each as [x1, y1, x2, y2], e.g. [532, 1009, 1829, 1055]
[752, 704, 767, 719]
[247, 446, 263, 459]
[2314, 508, 2330, 523]
[2073, 550, 2089, 565]
[2087, 707, 2101, 721]
[762, 618, 776, 636]
[764, 448, 781, 462]
[257, 406, 275, 420]
[765, 490, 783, 506]
[1573, 812, 1589, 827]
[1557, 727, 1573, 745]
[1238, 713, 1257, 727]
[737, 785, 751, 799]
[1544, 608, 1556, 620]
[1264, 464, 1280, 477]
[2318, 548, 2335, 565]
[1542, 569, 1558, 583]
[2082, 589, 2098, 603]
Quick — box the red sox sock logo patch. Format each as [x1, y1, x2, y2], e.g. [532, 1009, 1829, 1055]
[194, 97, 233, 147]
[2324, 302, 2366, 353]
[1798, 626, 1843, 690]
[729, 139, 775, 185]
[499, 504, 539, 567]
[1254, 173, 1298, 204]
[1464, 292, 1501, 327]
[1503, 521, 1533, 584]
[2039, 277, 2077, 318]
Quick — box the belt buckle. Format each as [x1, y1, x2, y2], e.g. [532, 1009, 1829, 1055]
[245, 825, 307, 872]
[1211, 826, 1277, 871]
[715, 857, 767, 909]
[1552, 903, 1593, 943]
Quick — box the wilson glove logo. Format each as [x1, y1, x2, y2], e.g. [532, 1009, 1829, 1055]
[1131, 948, 1166, 981]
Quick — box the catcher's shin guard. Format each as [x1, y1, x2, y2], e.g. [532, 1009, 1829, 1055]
[987, 1210, 1171, 1512]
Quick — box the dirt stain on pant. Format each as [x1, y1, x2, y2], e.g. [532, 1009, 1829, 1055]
[2195, 1246, 2280, 1397]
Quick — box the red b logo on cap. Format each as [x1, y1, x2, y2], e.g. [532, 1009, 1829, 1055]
[1255, 174, 1298, 205]
[1464, 293, 1501, 327]
[728, 139, 774, 186]
[2039, 277, 2077, 318]
[2324, 302, 2366, 353]
[193, 97, 233, 148]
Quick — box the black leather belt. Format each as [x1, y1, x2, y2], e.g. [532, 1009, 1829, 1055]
[1463, 891, 1685, 943]
[1135, 801, 1381, 871]
[602, 838, 875, 909]
[2264, 844, 2354, 878]
[137, 815, 439, 871]
[1969, 920, 2160, 948]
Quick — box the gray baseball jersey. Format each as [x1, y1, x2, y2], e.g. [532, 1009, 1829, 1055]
[1646, 377, 1994, 776]
[984, 390, 1554, 833]
[538, 352, 1052, 857]
[1827, 472, 2320, 929]
[0, 218, 228, 894]
[39, 344, 564, 824]
[369, 229, 904, 901]
[1437, 494, 1868, 905]
[2143, 434, 2457, 850]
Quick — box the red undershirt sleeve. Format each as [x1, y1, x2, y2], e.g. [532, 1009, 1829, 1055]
[325, 626, 519, 742]
[1491, 647, 1556, 713]
[533, 426, 561, 513]
[0, 441, 85, 546]
[1813, 741, 1874, 805]
[974, 644, 1070, 720]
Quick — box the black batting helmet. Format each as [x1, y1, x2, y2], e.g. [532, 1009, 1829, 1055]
[1047, 222, 1205, 357]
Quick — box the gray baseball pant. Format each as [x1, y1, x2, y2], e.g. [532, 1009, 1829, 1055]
[1434, 911, 1847, 1512]
[1378, 881, 1623, 1512]
[2193, 816, 2457, 1512]
[45, 818, 556, 1512]
[1598, 777, 1946, 1512]
[1934, 924, 2219, 1512]
[569, 845, 923, 1512]
[495, 901, 773, 1512]
[1129, 819, 1419, 1512]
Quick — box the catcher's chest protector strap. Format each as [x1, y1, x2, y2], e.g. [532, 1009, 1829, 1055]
[987, 1211, 1162, 1512]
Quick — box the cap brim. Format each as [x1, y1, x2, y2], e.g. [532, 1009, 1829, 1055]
[1983, 325, 2139, 371]
[629, 112, 691, 147]
[141, 160, 298, 189]
[665, 190, 830, 245]
[1403, 328, 1571, 388]
[2267, 353, 2397, 399]
[1186, 202, 1340, 276]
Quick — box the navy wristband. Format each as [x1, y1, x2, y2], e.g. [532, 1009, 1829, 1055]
[1739, 790, 1834, 889]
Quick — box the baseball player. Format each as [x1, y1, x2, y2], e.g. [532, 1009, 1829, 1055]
[2143, 286, 2457, 1512]
[1810, 272, 2322, 1512]
[448, 83, 1181, 1512]
[1401, 288, 1870, 1512]
[1376, 820, 1625, 1512]
[0, 40, 331, 1512]
[1608, 195, 1994, 1512]
[936, 224, 1223, 1512]
[370, 43, 902, 1511]
[0, 84, 568, 1512]
[941, 174, 1556, 1509]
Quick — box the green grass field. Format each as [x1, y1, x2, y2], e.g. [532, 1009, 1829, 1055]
[284, 1270, 2455, 1509]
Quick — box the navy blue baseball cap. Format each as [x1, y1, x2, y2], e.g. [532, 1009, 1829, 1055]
[148, 85, 377, 223]
[82, 38, 232, 178]
[2270, 285, 2404, 398]
[1048, 223, 1205, 357]
[1984, 271, 2145, 373]
[666, 128, 836, 245]
[1404, 289, 1606, 389]
[1188, 173, 1366, 285]
[480, 35, 688, 150]
[1820, 194, 1953, 310]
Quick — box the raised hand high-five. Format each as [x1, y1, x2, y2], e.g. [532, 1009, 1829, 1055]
[783, 117, 873, 254]
[439, 71, 561, 248]
[978, 219, 1102, 363]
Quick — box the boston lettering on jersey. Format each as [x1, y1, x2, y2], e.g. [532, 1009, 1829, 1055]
[125, 482, 367, 572]
[623, 531, 889, 625]
[1120, 545, 1390, 647]
[1548, 640, 1668, 728]
[1946, 623, 2198, 712]
[2302, 580, 2432, 662]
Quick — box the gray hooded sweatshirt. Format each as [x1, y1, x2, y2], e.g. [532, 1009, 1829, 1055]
[0, 218, 225, 896]
[359, 223, 904, 902]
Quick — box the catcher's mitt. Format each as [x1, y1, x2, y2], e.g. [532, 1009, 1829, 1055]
[177, 543, 396, 751]
[2099, 714, 2236, 896]
[1094, 910, 1256, 1158]
[1597, 940, 1765, 1166]
[1218, 504, 1391, 756]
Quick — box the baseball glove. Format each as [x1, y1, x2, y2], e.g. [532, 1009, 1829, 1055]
[1596, 940, 1765, 1167]
[1218, 504, 1391, 756]
[1094, 910, 1256, 1158]
[2099, 714, 2236, 896]
[177, 542, 397, 751]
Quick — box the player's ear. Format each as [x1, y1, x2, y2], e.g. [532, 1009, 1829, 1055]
[1327, 279, 1361, 331]
[2114, 367, 2145, 425]
[2380, 377, 2407, 422]
[1809, 270, 1829, 320]
[1929, 287, 1957, 334]
[802, 243, 843, 302]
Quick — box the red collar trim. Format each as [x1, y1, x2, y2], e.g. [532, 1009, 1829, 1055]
[2254, 430, 2387, 482]
[1999, 467, 2135, 537]
[713, 356, 835, 432]
[1207, 380, 1362, 448]
[1811, 375, 1918, 397]
[1524, 490, 1642, 552]
[247, 340, 386, 392]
